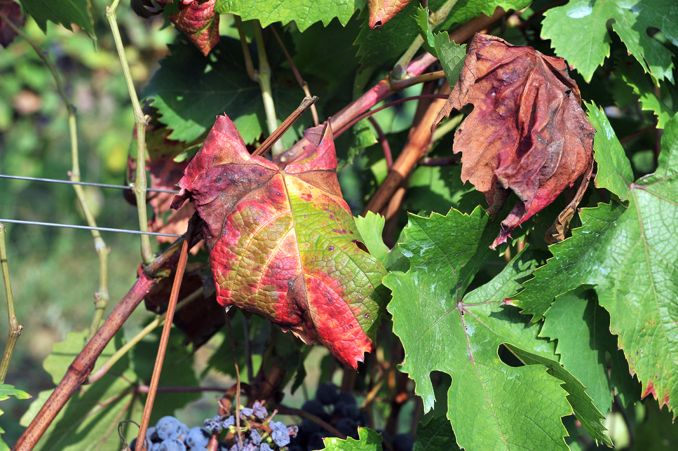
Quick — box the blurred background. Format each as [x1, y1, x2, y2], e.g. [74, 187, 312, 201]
[0, 2, 177, 440]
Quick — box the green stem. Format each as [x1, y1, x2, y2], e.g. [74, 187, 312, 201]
[106, 0, 153, 265]
[431, 113, 463, 142]
[0, 13, 111, 339]
[86, 288, 204, 385]
[252, 23, 284, 156]
[0, 224, 22, 383]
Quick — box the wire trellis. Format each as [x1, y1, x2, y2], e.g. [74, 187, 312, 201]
[0, 173, 181, 237]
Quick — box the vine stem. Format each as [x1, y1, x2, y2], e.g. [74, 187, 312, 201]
[252, 22, 284, 157]
[15, 234, 192, 451]
[106, 0, 153, 264]
[270, 26, 320, 126]
[0, 223, 22, 383]
[277, 8, 505, 164]
[365, 86, 450, 213]
[277, 404, 346, 439]
[86, 287, 204, 385]
[0, 13, 111, 338]
[135, 224, 192, 451]
[253, 96, 318, 157]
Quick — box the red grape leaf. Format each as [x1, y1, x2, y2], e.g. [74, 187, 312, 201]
[170, 0, 220, 56]
[437, 34, 594, 247]
[173, 115, 386, 368]
[368, 0, 412, 28]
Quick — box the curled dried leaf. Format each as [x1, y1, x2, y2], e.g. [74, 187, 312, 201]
[368, 0, 412, 28]
[171, 0, 220, 56]
[173, 115, 385, 368]
[437, 34, 594, 247]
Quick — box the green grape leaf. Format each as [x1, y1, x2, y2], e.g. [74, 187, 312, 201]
[144, 37, 301, 144]
[215, 0, 361, 31]
[517, 115, 678, 412]
[384, 208, 608, 449]
[540, 291, 617, 416]
[414, 6, 467, 85]
[405, 165, 484, 215]
[20, 330, 199, 449]
[542, 0, 678, 83]
[175, 116, 386, 368]
[323, 428, 383, 450]
[19, 0, 95, 39]
[619, 61, 675, 129]
[0, 384, 30, 450]
[586, 103, 634, 200]
[355, 212, 389, 264]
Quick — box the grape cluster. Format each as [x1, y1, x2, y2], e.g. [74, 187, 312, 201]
[289, 384, 366, 451]
[127, 416, 209, 451]
[127, 401, 297, 451]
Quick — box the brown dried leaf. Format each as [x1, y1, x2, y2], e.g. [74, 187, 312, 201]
[438, 34, 594, 248]
[368, 0, 412, 28]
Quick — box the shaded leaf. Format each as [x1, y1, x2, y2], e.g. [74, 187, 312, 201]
[144, 37, 302, 144]
[541, 0, 678, 83]
[170, 0, 220, 56]
[323, 427, 382, 450]
[216, 0, 360, 31]
[20, 331, 199, 450]
[540, 291, 616, 415]
[18, 0, 94, 39]
[517, 115, 678, 412]
[384, 208, 607, 449]
[368, 0, 411, 28]
[618, 60, 675, 129]
[438, 34, 594, 247]
[355, 0, 530, 69]
[174, 116, 386, 368]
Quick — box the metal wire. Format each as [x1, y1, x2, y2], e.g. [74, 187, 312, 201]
[0, 219, 181, 237]
[0, 174, 180, 194]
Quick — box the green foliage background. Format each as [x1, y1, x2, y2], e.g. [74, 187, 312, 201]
[0, 0, 677, 449]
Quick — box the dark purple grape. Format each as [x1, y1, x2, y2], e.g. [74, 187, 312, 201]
[336, 392, 357, 406]
[333, 401, 360, 421]
[221, 416, 235, 429]
[185, 427, 209, 449]
[157, 438, 187, 451]
[259, 444, 273, 451]
[270, 420, 291, 447]
[252, 401, 268, 420]
[302, 400, 327, 419]
[128, 438, 137, 450]
[249, 429, 262, 445]
[203, 417, 222, 434]
[156, 416, 188, 441]
[306, 432, 326, 450]
[335, 418, 358, 439]
[240, 407, 253, 418]
[393, 433, 414, 451]
[316, 384, 340, 406]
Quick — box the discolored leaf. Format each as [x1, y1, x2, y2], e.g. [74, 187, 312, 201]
[438, 34, 594, 247]
[170, 0, 220, 56]
[368, 0, 412, 28]
[0, 1, 24, 48]
[174, 115, 386, 368]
